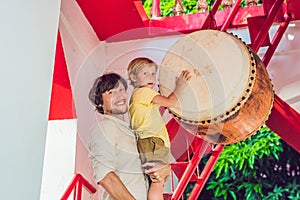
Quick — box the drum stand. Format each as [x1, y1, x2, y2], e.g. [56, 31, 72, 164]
[165, 118, 224, 199]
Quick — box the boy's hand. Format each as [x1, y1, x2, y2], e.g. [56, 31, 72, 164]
[175, 70, 191, 92]
[143, 163, 170, 183]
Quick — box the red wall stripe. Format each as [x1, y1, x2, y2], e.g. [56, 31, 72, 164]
[49, 30, 76, 120]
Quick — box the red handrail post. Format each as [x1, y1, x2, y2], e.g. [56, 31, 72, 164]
[171, 141, 210, 200]
[73, 182, 77, 200]
[201, 0, 223, 29]
[221, 0, 243, 31]
[262, 14, 292, 67]
[188, 144, 224, 199]
[77, 181, 83, 200]
[80, 174, 97, 194]
[151, 0, 161, 17]
[251, 0, 284, 52]
[61, 174, 96, 200]
[61, 174, 81, 200]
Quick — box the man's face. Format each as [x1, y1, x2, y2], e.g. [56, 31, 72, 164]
[102, 81, 128, 117]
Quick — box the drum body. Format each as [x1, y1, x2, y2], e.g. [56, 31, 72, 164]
[159, 30, 274, 144]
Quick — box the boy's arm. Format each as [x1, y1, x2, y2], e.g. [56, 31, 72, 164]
[98, 171, 136, 200]
[152, 70, 191, 108]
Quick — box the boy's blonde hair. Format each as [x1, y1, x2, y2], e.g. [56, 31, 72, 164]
[127, 57, 158, 86]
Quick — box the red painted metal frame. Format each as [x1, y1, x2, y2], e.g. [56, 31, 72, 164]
[287, 0, 300, 20]
[248, 16, 271, 47]
[201, 0, 222, 29]
[221, 0, 242, 31]
[262, 14, 292, 67]
[267, 95, 300, 153]
[263, 0, 285, 23]
[152, 0, 161, 17]
[171, 140, 211, 200]
[251, 0, 284, 52]
[133, 0, 150, 26]
[61, 173, 96, 200]
[188, 144, 224, 199]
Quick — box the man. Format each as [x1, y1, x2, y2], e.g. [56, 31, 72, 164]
[88, 73, 170, 200]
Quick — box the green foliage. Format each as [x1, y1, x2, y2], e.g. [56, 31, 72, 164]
[142, 0, 215, 17]
[160, 0, 176, 17]
[196, 126, 300, 199]
[142, 0, 263, 18]
[142, 0, 152, 17]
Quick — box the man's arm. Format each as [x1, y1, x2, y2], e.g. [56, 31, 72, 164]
[98, 171, 136, 200]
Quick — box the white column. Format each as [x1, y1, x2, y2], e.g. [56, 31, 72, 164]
[0, 0, 61, 199]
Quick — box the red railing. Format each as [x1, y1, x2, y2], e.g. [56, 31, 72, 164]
[251, 0, 284, 52]
[61, 173, 97, 200]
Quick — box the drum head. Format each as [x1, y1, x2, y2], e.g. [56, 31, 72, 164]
[159, 30, 256, 124]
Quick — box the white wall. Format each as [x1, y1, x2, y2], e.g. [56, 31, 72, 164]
[0, 0, 61, 200]
[40, 119, 77, 200]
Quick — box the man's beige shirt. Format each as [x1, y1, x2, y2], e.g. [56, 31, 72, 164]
[88, 115, 148, 200]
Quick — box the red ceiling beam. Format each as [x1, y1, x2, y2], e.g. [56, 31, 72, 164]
[74, 1, 300, 41]
[266, 96, 300, 153]
[75, 0, 147, 41]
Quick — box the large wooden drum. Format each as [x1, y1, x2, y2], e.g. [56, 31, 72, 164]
[159, 30, 274, 144]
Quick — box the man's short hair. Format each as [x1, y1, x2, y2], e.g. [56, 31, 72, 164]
[88, 73, 128, 114]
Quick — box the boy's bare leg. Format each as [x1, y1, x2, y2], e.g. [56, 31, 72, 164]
[148, 181, 164, 200]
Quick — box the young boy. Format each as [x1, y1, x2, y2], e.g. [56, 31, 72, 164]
[127, 57, 191, 200]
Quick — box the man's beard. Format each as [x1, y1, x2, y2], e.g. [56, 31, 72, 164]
[111, 107, 128, 115]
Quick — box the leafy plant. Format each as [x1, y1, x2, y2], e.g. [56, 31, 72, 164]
[195, 126, 300, 199]
[142, 0, 262, 18]
[142, 0, 215, 17]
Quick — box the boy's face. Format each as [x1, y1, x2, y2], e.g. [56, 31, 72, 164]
[102, 81, 128, 117]
[132, 65, 157, 88]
